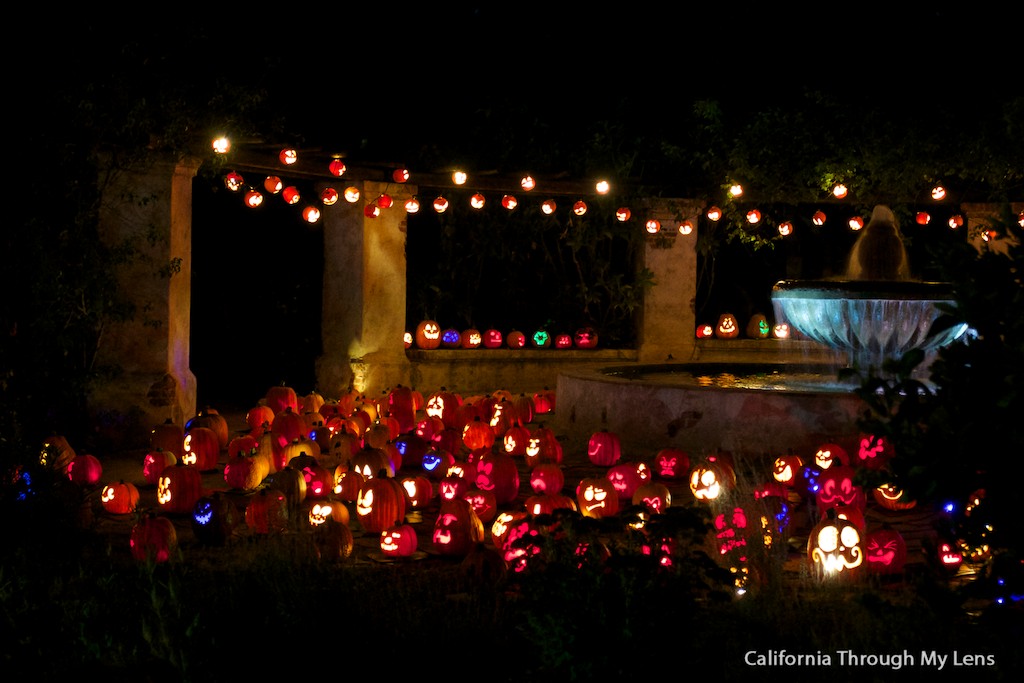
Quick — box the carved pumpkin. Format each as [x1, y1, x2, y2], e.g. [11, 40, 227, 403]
[461, 328, 483, 349]
[745, 313, 771, 339]
[855, 433, 893, 471]
[386, 384, 417, 434]
[356, 476, 406, 534]
[814, 442, 849, 470]
[156, 463, 204, 514]
[473, 451, 520, 505]
[432, 498, 486, 556]
[400, 475, 434, 510]
[182, 426, 221, 472]
[632, 481, 672, 514]
[482, 329, 503, 349]
[506, 330, 527, 349]
[502, 424, 531, 456]
[462, 487, 498, 523]
[268, 465, 308, 513]
[303, 499, 350, 528]
[190, 492, 241, 546]
[101, 480, 140, 514]
[715, 313, 740, 339]
[587, 430, 621, 467]
[351, 446, 395, 479]
[865, 524, 907, 575]
[440, 328, 462, 348]
[526, 424, 562, 466]
[421, 448, 456, 481]
[130, 513, 178, 563]
[807, 508, 864, 580]
[462, 415, 496, 451]
[576, 477, 619, 519]
[223, 451, 267, 491]
[574, 326, 599, 349]
[265, 383, 300, 415]
[689, 459, 735, 502]
[142, 447, 177, 486]
[606, 461, 650, 500]
[415, 319, 442, 349]
[525, 492, 578, 517]
[872, 482, 917, 511]
[332, 467, 365, 502]
[529, 462, 565, 494]
[654, 447, 689, 480]
[772, 453, 804, 486]
[381, 522, 419, 557]
[815, 465, 865, 512]
[67, 453, 103, 486]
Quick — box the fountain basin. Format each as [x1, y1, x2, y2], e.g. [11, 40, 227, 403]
[771, 279, 968, 370]
[554, 362, 866, 458]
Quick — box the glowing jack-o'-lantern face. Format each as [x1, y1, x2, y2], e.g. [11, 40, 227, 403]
[714, 506, 749, 562]
[381, 524, 418, 557]
[415, 320, 442, 349]
[772, 454, 803, 485]
[938, 542, 964, 572]
[632, 482, 671, 514]
[690, 464, 728, 501]
[461, 329, 482, 349]
[531, 330, 551, 348]
[746, 313, 770, 339]
[814, 443, 848, 470]
[574, 327, 598, 349]
[773, 323, 790, 339]
[872, 483, 917, 511]
[462, 489, 497, 523]
[157, 476, 173, 506]
[554, 333, 573, 349]
[654, 448, 689, 479]
[808, 512, 864, 578]
[696, 323, 715, 339]
[483, 329, 504, 349]
[816, 466, 864, 511]
[440, 328, 462, 348]
[715, 313, 739, 339]
[865, 526, 907, 574]
[576, 478, 619, 518]
[856, 434, 891, 470]
[400, 475, 433, 508]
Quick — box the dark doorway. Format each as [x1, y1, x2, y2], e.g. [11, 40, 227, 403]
[190, 177, 323, 412]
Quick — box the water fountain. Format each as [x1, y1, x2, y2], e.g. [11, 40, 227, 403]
[554, 206, 970, 457]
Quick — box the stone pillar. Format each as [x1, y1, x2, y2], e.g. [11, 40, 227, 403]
[317, 180, 414, 398]
[90, 155, 200, 444]
[636, 198, 703, 363]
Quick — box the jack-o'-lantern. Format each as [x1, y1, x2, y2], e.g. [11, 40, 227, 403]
[303, 499, 350, 528]
[474, 451, 520, 505]
[461, 328, 482, 349]
[772, 453, 804, 486]
[223, 451, 267, 492]
[865, 524, 907, 575]
[381, 523, 419, 557]
[506, 330, 527, 349]
[142, 448, 177, 486]
[689, 459, 735, 502]
[156, 463, 203, 514]
[440, 328, 462, 349]
[577, 477, 619, 519]
[815, 465, 865, 512]
[440, 474, 472, 501]
[554, 333, 573, 349]
[425, 388, 461, 428]
[268, 465, 307, 513]
[130, 513, 178, 563]
[462, 416, 496, 451]
[314, 519, 355, 561]
[531, 329, 552, 348]
[587, 430, 621, 467]
[715, 313, 740, 339]
[746, 313, 770, 339]
[574, 326, 599, 349]
[814, 442, 849, 470]
[532, 388, 555, 414]
[182, 426, 220, 471]
[101, 480, 140, 514]
[482, 329, 504, 349]
[937, 540, 964, 573]
[432, 498, 485, 556]
[355, 476, 406, 534]
[808, 509, 864, 580]
[530, 462, 565, 494]
[654, 447, 689, 479]
[525, 425, 562, 467]
[696, 323, 715, 339]
[488, 399, 514, 435]
[632, 481, 672, 514]
[40, 435, 76, 471]
[190, 492, 241, 546]
[418, 446, 453, 479]
[855, 433, 892, 470]
[713, 504, 751, 564]
[502, 424, 531, 456]
[872, 482, 917, 511]
[490, 510, 528, 550]
[525, 492, 578, 517]
[461, 487, 498, 523]
[351, 446, 394, 480]
[332, 467, 364, 502]
[67, 453, 103, 486]
[414, 319, 442, 349]
[400, 475, 434, 510]
[606, 461, 650, 500]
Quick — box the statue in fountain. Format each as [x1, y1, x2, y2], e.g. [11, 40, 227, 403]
[845, 205, 910, 281]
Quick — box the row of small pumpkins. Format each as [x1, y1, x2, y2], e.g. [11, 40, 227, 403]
[409, 320, 600, 350]
[45, 383, 958, 581]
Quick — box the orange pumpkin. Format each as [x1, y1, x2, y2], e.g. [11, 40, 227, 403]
[101, 480, 140, 514]
[130, 513, 178, 563]
[356, 476, 407, 534]
[156, 463, 204, 514]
